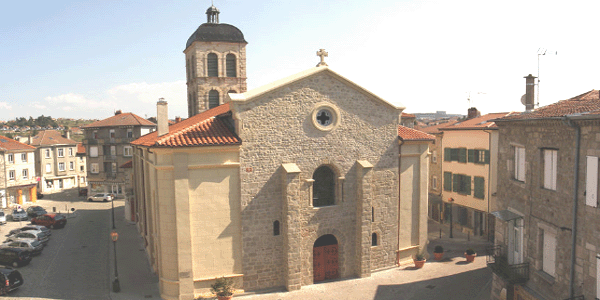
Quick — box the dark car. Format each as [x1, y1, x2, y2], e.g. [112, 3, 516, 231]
[31, 214, 67, 229]
[0, 249, 31, 268]
[0, 267, 23, 295]
[26, 206, 47, 218]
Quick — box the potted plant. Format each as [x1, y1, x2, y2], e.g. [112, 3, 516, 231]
[433, 245, 444, 261]
[413, 253, 426, 268]
[210, 277, 235, 300]
[465, 248, 476, 262]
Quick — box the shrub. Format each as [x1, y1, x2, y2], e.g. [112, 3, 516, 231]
[210, 277, 234, 297]
[465, 249, 476, 255]
[415, 253, 425, 261]
[434, 245, 444, 253]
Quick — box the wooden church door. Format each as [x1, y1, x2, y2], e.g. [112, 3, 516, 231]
[313, 234, 339, 282]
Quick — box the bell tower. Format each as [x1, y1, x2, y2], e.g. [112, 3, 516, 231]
[184, 5, 248, 117]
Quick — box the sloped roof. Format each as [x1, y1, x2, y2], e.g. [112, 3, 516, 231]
[0, 135, 36, 151]
[30, 130, 78, 146]
[417, 120, 459, 134]
[496, 90, 600, 121]
[77, 143, 86, 154]
[401, 112, 416, 118]
[82, 113, 156, 129]
[131, 103, 240, 147]
[398, 126, 435, 141]
[120, 160, 132, 168]
[440, 113, 510, 130]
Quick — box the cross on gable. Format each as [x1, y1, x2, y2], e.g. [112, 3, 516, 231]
[316, 110, 331, 126]
[316, 49, 328, 67]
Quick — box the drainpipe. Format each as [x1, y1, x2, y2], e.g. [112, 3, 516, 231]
[563, 116, 580, 298]
[397, 138, 402, 265]
[484, 129, 493, 241]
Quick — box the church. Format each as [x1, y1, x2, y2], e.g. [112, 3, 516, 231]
[131, 5, 432, 300]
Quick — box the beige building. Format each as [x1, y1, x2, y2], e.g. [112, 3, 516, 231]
[0, 135, 38, 207]
[29, 130, 81, 194]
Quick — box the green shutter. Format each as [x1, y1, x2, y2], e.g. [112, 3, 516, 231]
[468, 149, 475, 163]
[444, 172, 452, 191]
[474, 176, 485, 199]
[459, 148, 467, 163]
[451, 148, 459, 161]
[464, 175, 471, 195]
[453, 174, 460, 192]
[485, 150, 490, 164]
[444, 148, 451, 161]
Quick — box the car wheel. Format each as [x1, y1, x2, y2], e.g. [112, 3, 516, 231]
[12, 261, 18, 268]
[88, 198, 92, 202]
[103, 199, 108, 202]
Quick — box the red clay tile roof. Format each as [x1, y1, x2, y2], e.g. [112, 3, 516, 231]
[120, 160, 132, 168]
[132, 103, 240, 147]
[417, 120, 459, 133]
[401, 112, 416, 118]
[0, 135, 36, 151]
[439, 113, 509, 130]
[496, 90, 600, 121]
[398, 126, 435, 141]
[82, 112, 156, 128]
[77, 143, 86, 154]
[30, 130, 78, 146]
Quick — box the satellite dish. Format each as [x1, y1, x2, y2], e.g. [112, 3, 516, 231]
[520, 94, 527, 105]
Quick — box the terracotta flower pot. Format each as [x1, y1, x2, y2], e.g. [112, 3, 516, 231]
[413, 258, 426, 268]
[465, 253, 476, 262]
[217, 296, 233, 300]
[433, 252, 444, 261]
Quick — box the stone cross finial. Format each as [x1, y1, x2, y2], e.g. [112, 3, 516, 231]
[316, 49, 328, 67]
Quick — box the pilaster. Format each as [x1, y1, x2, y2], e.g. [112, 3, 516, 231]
[355, 160, 373, 277]
[282, 163, 302, 291]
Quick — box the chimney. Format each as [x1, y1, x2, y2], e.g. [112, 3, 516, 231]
[157, 98, 169, 137]
[524, 74, 537, 111]
[114, 109, 122, 115]
[467, 107, 480, 119]
[28, 135, 32, 145]
[65, 130, 70, 140]
[175, 116, 181, 123]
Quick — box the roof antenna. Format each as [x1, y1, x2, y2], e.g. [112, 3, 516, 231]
[537, 48, 558, 107]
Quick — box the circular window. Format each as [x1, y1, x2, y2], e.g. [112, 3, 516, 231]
[311, 103, 340, 131]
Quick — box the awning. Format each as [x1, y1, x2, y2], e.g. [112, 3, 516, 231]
[491, 210, 523, 221]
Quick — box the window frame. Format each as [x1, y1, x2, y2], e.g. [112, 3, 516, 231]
[57, 148, 64, 158]
[22, 168, 28, 179]
[7, 153, 13, 163]
[90, 163, 99, 174]
[69, 161, 74, 171]
[45, 163, 51, 173]
[8, 170, 15, 180]
[514, 146, 526, 182]
[58, 162, 65, 172]
[312, 165, 336, 207]
[90, 146, 98, 158]
[207, 53, 218, 77]
[543, 148, 558, 190]
[123, 146, 132, 157]
[45, 149, 50, 158]
[21, 153, 27, 162]
[68, 148, 73, 156]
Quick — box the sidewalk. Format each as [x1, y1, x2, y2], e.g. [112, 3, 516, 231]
[109, 200, 161, 300]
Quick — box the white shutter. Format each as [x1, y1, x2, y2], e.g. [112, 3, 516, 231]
[544, 150, 554, 189]
[543, 231, 556, 276]
[90, 146, 98, 157]
[587, 156, 598, 207]
[517, 147, 526, 181]
[551, 150, 557, 190]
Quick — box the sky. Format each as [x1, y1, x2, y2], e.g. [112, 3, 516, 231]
[1, 0, 599, 121]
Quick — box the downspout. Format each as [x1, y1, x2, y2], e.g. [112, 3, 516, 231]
[483, 129, 493, 241]
[397, 138, 402, 264]
[563, 116, 580, 298]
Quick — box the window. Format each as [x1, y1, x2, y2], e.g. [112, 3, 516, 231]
[468, 149, 490, 164]
[372, 206, 375, 222]
[124, 146, 132, 157]
[208, 90, 219, 109]
[226, 54, 236, 77]
[432, 150, 437, 163]
[91, 163, 99, 174]
[93, 131, 98, 139]
[69, 161, 74, 170]
[58, 148, 64, 157]
[58, 162, 65, 171]
[127, 129, 133, 138]
[90, 146, 98, 158]
[543, 149, 558, 190]
[371, 233, 378, 246]
[21, 153, 27, 162]
[444, 148, 466, 162]
[112, 162, 117, 173]
[110, 129, 115, 139]
[474, 176, 485, 199]
[207, 53, 218, 77]
[514, 146, 526, 182]
[68, 148, 73, 156]
[313, 166, 335, 207]
[22, 169, 28, 179]
[273, 221, 280, 236]
[8, 170, 15, 180]
[444, 172, 452, 191]
[452, 174, 471, 195]
[541, 229, 556, 277]
[45, 163, 51, 173]
[45, 149, 50, 158]
[586, 156, 598, 207]
[80, 165, 84, 172]
[432, 176, 438, 190]
[110, 146, 116, 156]
[7, 154, 13, 163]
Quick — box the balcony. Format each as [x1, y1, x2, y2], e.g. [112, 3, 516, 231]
[486, 245, 529, 284]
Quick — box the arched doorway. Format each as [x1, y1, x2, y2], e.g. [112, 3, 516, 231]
[313, 234, 339, 282]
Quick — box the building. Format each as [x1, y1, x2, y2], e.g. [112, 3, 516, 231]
[0, 135, 37, 207]
[489, 87, 600, 300]
[29, 130, 81, 194]
[81, 111, 156, 196]
[400, 112, 416, 128]
[439, 110, 508, 239]
[76, 143, 87, 189]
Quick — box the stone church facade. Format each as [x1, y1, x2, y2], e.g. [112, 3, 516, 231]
[131, 5, 431, 300]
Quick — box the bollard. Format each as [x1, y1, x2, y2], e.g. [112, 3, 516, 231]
[439, 228, 442, 238]
[53, 207, 56, 212]
[468, 231, 470, 241]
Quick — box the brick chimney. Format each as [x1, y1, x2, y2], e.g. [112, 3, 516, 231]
[467, 107, 480, 119]
[524, 74, 537, 111]
[157, 98, 169, 137]
[175, 116, 181, 123]
[114, 109, 122, 115]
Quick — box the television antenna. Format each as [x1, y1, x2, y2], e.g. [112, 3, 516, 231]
[537, 48, 558, 107]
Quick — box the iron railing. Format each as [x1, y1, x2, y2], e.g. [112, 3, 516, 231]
[563, 296, 584, 300]
[486, 245, 529, 284]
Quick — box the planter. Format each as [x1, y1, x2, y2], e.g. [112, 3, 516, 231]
[413, 259, 426, 268]
[217, 296, 233, 300]
[465, 253, 476, 262]
[433, 252, 444, 261]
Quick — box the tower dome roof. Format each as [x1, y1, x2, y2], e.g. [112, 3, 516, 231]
[186, 23, 247, 49]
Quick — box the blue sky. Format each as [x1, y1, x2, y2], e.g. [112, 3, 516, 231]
[1, 0, 599, 120]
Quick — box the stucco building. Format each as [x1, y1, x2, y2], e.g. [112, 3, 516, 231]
[0, 135, 37, 207]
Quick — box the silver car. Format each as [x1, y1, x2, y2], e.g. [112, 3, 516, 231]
[87, 193, 113, 202]
[0, 240, 43, 256]
[8, 225, 51, 237]
[11, 209, 27, 222]
[6, 230, 49, 245]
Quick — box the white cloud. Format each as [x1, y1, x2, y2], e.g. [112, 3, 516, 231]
[0, 102, 12, 110]
[29, 102, 47, 110]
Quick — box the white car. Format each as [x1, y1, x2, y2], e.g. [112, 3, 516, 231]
[87, 193, 113, 202]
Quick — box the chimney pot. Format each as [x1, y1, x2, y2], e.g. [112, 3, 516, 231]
[524, 74, 537, 111]
[115, 110, 122, 115]
[157, 98, 169, 137]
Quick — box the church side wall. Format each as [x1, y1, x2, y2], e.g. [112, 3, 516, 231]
[235, 72, 400, 291]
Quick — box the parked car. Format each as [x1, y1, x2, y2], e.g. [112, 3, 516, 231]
[31, 214, 66, 229]
[26, 206, 47, 218]
[0, 266, 24, 295]
[0, 212, 5, 225]
[8, 225, 51, 237]
[10, 209, 27, 222]
[87, 193, 113, 202]
[0, 248, 31, 268]
[0, 240, 43, 256]
[6, 231, 49, 245]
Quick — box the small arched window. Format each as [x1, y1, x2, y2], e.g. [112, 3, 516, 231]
[372, 233, 378, 246]
[226, 54, 236, 77]
[208, 90, 220, 109]
[273, 220, 280, 236]
[207, 53, 218, 77]
[228, 89, 237, 94]
[313, 166, 335, 207]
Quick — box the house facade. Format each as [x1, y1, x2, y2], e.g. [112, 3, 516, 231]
[490, 89, 600, 300]
[29, 130, 80, 194]
[0, 135, 37, 207]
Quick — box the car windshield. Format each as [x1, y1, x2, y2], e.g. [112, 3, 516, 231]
[13, 209, 23, 214]
[93, 194, 104, 197]
[31, 241, 41, 247]
[55, 215, 65, 220]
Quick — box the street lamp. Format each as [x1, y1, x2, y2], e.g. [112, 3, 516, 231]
[448, 198, 454, 238]
[111, 196, 120, 293]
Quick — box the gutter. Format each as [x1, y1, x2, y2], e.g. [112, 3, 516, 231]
[562, 116, 581, 298]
